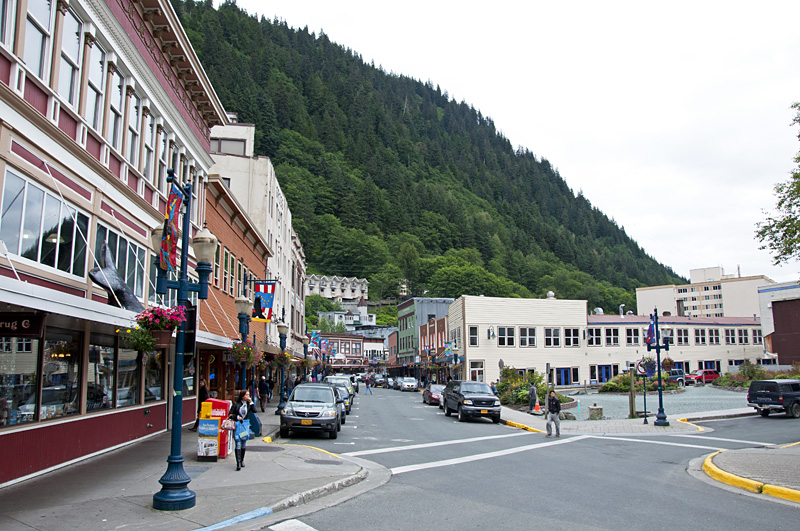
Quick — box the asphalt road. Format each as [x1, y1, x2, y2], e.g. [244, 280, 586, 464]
[266, 387, 800, 531]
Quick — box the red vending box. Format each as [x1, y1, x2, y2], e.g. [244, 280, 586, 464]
[207, 398, 231, 459]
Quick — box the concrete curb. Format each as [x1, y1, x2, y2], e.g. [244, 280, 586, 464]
[703, 451, 800, 504]
[269, 467, 369, 512]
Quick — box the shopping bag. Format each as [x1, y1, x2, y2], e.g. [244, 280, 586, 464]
[247, 410, 262, 438]
[235, 419, 250, 441]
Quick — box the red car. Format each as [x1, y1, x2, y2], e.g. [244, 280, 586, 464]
[422, 383, 445, 405]
[687, 369, 720, 384]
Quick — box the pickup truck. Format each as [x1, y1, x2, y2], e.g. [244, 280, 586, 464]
[747, 379, 800, 418]
[441, 380, 501, 424]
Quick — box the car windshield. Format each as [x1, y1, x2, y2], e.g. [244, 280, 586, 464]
[403, 378, 416, 383]
[335, 386, 350, 398]
[692, 370, 704, 375]
[326, 378, 349, 386]
[430, 385, 445, 392]
[461, 383, 493, 394]
[291, 387, 334, 403]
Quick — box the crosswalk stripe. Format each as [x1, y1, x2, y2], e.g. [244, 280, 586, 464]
[593, 436, 725, 451]
[343, 431, 532, 457]
[667, 434, 773, 446]
[269, 519, 318, 530]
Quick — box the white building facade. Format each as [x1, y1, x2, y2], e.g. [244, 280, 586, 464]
[306, 274, 368, 302]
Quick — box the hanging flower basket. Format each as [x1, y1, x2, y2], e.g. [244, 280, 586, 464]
[661, 357, 675, 371]
[641, 357, 658, 378]
[228, 339, 263, 368]
[134, 306, 186, 332]
[119, 326, 156, 353]
[273, 352, 292, 367]
[151, 329, 173, 348]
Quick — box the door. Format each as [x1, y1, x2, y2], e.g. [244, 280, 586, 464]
[556, 367, 572, 386]
[598, 365, 612, 383]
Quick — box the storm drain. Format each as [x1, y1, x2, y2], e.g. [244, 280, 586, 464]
[304, 459, 342, 465]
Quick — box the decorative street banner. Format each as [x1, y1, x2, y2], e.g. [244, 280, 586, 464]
[310, 330, 320, 349]
[252, 282, 276, 322]
[160, 182, 183, 272]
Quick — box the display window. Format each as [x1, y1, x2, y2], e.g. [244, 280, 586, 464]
[0, 337, 40, 426]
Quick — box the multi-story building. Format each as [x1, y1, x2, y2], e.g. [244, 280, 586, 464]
[758, 281, 800, 366]
[449, 294, 766, 386]
[419, 316, 448, 382]
[317, 297, 376, 331]
[396, 297, 453, 373]
[209, 118, 306, 360]
[0, 0, 226, 486]
[636, 266, 774, 318]
[306, 274, 368, 302]
[322, 332, 364, 369]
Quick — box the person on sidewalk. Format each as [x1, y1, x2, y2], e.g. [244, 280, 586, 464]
[189, 379, 209, 431]
[528, 383, 538, 414]
[229, 389, 255, 471]
[365, 378, 373, 394]
[266, 374, 274, 402]
[546, 390, 561, 438]
[258, 376, 269, 412]
[490, 380, 499, 395]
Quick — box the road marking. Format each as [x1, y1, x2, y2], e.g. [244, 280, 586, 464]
[344, 431, 533, 457]
[593, 436, 725, 451]
[667, 434, 773, 446]
[270, 519, 317, 530]
[390, 436, 589, 474]
[333, 442, 355, 445]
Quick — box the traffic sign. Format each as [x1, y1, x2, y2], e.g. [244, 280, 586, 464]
[636, 360, 646, 376]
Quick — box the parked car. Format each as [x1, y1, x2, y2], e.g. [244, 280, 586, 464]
[686, 369, 720, 385]
[349, 375, 359, 393]
[333, 384, 352, 414]
[423, 383, 445, 405]
[393, 378, 403, 390]
[333, 386, 348, 423]
[384, 377, 394, 389]
[372, 375, 385, 387]
[280, 383, 342, 439]
[441, 380, 501, 423]
[400, 377, 418, 392]
[324, 376, 356, 398]
[747, 379, 800, 418]
[667, 369, 686, 387]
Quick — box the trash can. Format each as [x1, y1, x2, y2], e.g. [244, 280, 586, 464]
[205, 398, 232, 459]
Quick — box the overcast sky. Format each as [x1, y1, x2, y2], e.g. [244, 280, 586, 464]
[222, 1, 800, 283]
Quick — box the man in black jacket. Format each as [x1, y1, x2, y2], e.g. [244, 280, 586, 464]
[546, 390, 561, 438]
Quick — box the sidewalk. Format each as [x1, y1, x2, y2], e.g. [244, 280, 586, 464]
[0, 406, 390, 531]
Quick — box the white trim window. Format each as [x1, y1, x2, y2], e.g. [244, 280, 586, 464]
[752, 329, 762, 345]
[737, 329, 749, 345]
[519, 327, 536, 347]
[127, 91, 141, 164]
[695, 329, 707, 346]
[626, 328, 639, 346]
[24, 0, 54, 80]
[108, 69, 125, 151]
[85, 42, 105, 131]
[1, 0, 14, 46]
[708, 328, 720, 345]
[605, 328, 619, 347]
[469, 326, 478, 347]
[545, 328, 560, 347]
[57, 8, 83, 107]
[677, 328, 689, 346]
[143, 111, 156, 182]
[587, 328, 602, 346]
[725, 329, 736, 345]
[498, 326, 515, 347]
[564, 328, 579, 347]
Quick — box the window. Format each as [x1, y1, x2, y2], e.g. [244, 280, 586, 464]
[127, 92, 141, 164]
[498, 326, 514, 347]
[605, 328, 619, 346]
[725, 329, 735, 345]
[709, 329, 720, 345]
[626, 328, 639, 346]
[57, 9, 82, 106]
[0, 336, 40, 425]
[1, 0, 12, 45]
[24, 0, 54, 79]
[695, 329, 707, 345]
[210, 138, 247, 156]
[545, 328, 560, 347]
[94, 223, 146, 299]
[0, 169, 89, 277]
[469, 361, 484, 382]
[469, 326, 478, 347]
[39, 328, 82, 420]
[213, 243, 221, 287]
[85, 42, 105, 130]
[677, 288, 687, 294]
[712, 285, 721, 290]
[752, 329, 762, 345]
[108, 70, 125, 150]
[587, 328, 601, 346]
[222, 249, 229, 292]
[737, 329, 749, 345]
[564, 328, 579, 347]
[227, 252, 235, 296]
[668, 328, 685, 345]
[520, 327, 536, 347]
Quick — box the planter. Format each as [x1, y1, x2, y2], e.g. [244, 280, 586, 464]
[151, 329, 173, 348]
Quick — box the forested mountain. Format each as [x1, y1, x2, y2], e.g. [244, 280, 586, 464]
[173, 0, 685, 312]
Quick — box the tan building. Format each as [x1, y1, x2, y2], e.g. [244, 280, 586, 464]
[636, 266, 774, 319]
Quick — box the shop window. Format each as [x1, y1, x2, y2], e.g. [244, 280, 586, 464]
[116, 347, 140, 407]
[87, 334, 115, 410]
[0, 337, 40, 426]
[0, 169, 89, 277]
[144, 351, 163, 402]
[41, 329, 82, 420]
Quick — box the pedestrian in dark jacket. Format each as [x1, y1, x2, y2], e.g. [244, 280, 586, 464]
[258, 377, 269, 412]
[189, 379, 209, 431]
[229, 390, 255, 470]
[546, 390, 561, 437]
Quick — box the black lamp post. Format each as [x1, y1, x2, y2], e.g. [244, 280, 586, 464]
[302, 335, 309, 381]
[151, 169, 217, 511]
[275, 320, 289, 414]
[235, 296, 253, 391]
[646, 308, 672, 427]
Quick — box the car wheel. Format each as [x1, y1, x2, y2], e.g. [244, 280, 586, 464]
[458, 406, 466, 422]
[280, 427, 289, 438]
[329, 427, 338, 439]
[678, 380, 685, 388]
[342, 414, 346, 425]
[493, 416, 501, 424]
[791, 402, 800, 418]
[760, 409, 770, 417]
[444, 401, 451, 416]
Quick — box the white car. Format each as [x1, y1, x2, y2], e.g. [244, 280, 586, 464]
[400, 377, 419, 392]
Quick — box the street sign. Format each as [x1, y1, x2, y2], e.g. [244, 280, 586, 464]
[636, 360, 646, 376]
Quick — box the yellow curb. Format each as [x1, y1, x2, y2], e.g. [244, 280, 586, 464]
[780, 441, 800, 448]
[703, 451, 764, 493]
[261, 436, 272, 443]
[762, 484, 800, 504]
[676, 418, 705, 432]
[502, 419, 546, 433]
[270, 442, 343, 459]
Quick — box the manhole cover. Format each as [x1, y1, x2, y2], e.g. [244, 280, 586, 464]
[247, 446, 284, 452]
[304, 459, 342, 465]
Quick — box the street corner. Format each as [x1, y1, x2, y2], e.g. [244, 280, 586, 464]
[675, 418, 707, 432]
[701, 449, 800, 505]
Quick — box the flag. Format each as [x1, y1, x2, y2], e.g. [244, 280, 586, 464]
[310, 330, 321, 349]
[645, 318, 656, 346]
[252, 282, 276, 322]
[160, 182, 182, 272]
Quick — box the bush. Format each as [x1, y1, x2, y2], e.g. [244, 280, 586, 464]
[599, 372, 680, 393]
[497, 367, 565, 405]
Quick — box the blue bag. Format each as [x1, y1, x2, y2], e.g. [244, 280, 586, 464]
[247, 410, 262, 438]
[235, 419, 250, 441]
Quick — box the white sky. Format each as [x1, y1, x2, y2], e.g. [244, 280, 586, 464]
[224, 0, 800, 283]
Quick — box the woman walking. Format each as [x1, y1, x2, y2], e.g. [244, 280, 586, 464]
[229, 389, 255, 470]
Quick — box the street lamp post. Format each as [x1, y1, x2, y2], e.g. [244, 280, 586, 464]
[646, 308, 671, 427]
[152, 169, 217, 511]
[302, 335, 309, 381]
[275, 320, 289, 414]
[235, 296, 253, 392]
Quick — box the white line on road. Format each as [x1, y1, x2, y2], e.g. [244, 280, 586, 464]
[390, 435, 589, 475]
[592, 436, 725, 451]
[343, 432, 534, 457]
[269, 519, 318, 530]
[666, 434, 773, 446]
[333, 442, 355, 445]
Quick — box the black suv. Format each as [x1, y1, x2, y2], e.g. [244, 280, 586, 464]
[441, 380, 501, 423]
[747, 379, 800, 418]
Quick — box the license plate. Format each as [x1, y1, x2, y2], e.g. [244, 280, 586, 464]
[481, 410, 488, 414]
[301, 419, 312, 425]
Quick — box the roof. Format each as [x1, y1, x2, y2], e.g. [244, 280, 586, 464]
[588, 315, 761, 326]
